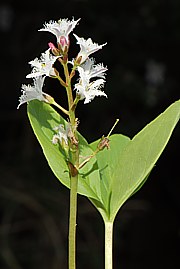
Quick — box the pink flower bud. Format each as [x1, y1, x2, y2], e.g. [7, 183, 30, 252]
[48, 42, 56, 50]
[59, 36, 69, 52]
[48, 42, 60, 56]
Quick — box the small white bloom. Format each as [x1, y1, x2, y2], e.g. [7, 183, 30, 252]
[17, 76, 48, 109]
[26, 49, 59, 78]
[75, 75, 107, 104]
[75, 58, 107, 103]
[78, 58, 108, 79]
[73, 34, 107, 64]
[52, 124, 68, 145]
[39, 18, 80, 45]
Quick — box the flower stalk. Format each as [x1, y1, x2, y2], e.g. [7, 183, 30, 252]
[64, 63, 75, 118]
[62, 59, 79, 269]
[52, 100, 69, 116]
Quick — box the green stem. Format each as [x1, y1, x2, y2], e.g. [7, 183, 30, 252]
[56, 75, 67, 88]
[68, 147, 79, 269]
[52, 100, 69, 116]
[62, 60, 79, 269]
[63, 62, 74, 117]
[68, 173, 78, 269]
[105, 221, 114, 269]
[68, 141, 79, 269]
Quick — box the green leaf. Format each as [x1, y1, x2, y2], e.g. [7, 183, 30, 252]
[27, 99, 180, 223]
[90, 100, 180, 222]
[90, 134, 131, 221]
[27, 100, 102, 203]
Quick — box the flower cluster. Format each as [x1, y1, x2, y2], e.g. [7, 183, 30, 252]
[18, 17, 107, 109]
[18, 18, 108, 146]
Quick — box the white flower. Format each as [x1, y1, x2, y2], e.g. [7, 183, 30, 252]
[75, 75, 107, 104]
[75, 58, 107, 103]
[76, 78, 107, 104]
[73, 34, 107, 64]
[39, 18, 80, 45]
[26, 49, 59, 78]
[52, 124, 68, 145]
[78, 58, 108, 79]
[17, 76, 48, 109]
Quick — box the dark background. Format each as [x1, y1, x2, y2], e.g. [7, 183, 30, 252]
[0, 0, 179, 268]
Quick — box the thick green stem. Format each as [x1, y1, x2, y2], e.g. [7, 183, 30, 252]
[62, 61, 79, 269]
[68, 173, 78, 269]
[68, 147, 79, 269]
[105, 221, 114, 269]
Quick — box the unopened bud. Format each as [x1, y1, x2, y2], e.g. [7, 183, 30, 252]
[59, 36, 69, 52]
[60, 36, 66, 47]
[48, 42, 60, 56]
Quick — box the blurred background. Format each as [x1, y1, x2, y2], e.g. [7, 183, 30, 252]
[0, 0, 179, 268]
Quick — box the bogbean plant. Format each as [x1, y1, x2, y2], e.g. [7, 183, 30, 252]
[18, 18, 180, 269]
